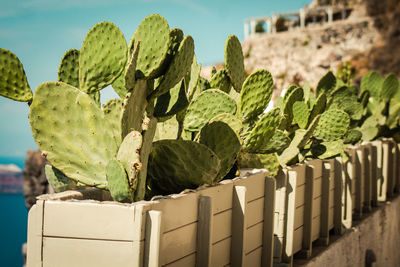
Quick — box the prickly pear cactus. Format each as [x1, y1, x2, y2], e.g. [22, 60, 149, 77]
[209, 113, 243, 136]
[292, 101, 310, 129]
[45, 165, 77, 193]
[243, 108, 282, 153]
[102, 98, 123, 146]
[106, 159, 132, 202]
[316, 71, 336, 96]
[314, 109, 350, 141]
[199, 121, 241, 179]
[0, 48, 32, 102]
[209, 69, 231, 93]
[130, 14, 170, 79]
[29, 82, 118, 187]
[147, 140, 220, 194]
[361, 71, 383, 98]
[184, 89, 237, 131]
[260, 130, 290, 154]
[79, 21, 127, 93]
[58, 49, 80, 88]
[225, 35, 246, 92]
[239, 69, 273, 124]
[380, 73, 399, 101]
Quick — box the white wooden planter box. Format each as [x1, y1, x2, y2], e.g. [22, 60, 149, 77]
[27, 171, 277, 267]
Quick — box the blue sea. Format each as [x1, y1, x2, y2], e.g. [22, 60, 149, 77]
[0, 156, 28, 267]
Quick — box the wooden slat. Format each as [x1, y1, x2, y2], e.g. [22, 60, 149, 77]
[212, 209, 232, 244]
[43, 201, 144, 241]
[283, 167, 299, 264]
[212, 238, 231, 266]
[245, 222, 263, 254]
[196, 196, 213, 267]
[198, 182, 233, 214]
[293, 227, 303, 253]
[273, 170, 287, 263]
[319, 161, 331, 245]
[160, 223, 197, 266]
[355, 148, 364, 217]
[363, 145, 372, 212]
[246, 197, 264, 227]
[43, 237, 137, 267]
[299, 165, 314, 258]
[311, 216, 321, 242]
[234, 172, 266, 202]
[294, 205, 305, 230]
[244, 246, 262, 267]
[145, 210, 162, 267]
[340, 157, 353, 230]
[262, 177, 276, 267]
[26, 200, 44, 267]
[164, 253, 196, 267]
[396, 143, 400, 193]
[372, 141, 386, 201]
[369, 143, 378, 206]
[230, 186, 247, 267]
[295, 184, 306, 208]
[383, 139, 394, 198]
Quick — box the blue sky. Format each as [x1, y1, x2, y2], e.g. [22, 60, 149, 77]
[0, 0, 311, 157]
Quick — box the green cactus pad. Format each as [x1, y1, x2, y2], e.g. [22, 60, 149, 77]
[116, 131, 142, 189]
[240, 69, 274, 123]
[103, 98, 123, 146]
[209, 69, 231, 93]
[58, 49, 80, 88]
[0, 48, 32, 102]
[199, 121, 241, 179]
[387, 99, 400, 129]
[184, 89, 237, 131]
[316, 71, 336, 96]
[331, 98, 363, 120]
[308, 93, 326, 125]
[360, 116, 379, 141]
[314, 109, 350, 141]
[225, 35, 245, 92]
[343, 129, 362, 144]
[45, 165, 77, 193]
[283, 85, 299, 103]
[187, 55, 202, 101]
[209, 113, 243, 136]
[164, 28, 184, 69]
[278, 129, 307, 165]
[121, 79, 149, 138]
[380, 73, 399, 101]
[311, 140, 344, 159]
[79, 21, 127, 94]
[130, 14, 170, 79]
[292, 101, 310, 129]
[360, 71, 383, 98]
[154, 116, 180, 141]
[197, 76, 211, 92]
[106, 159, 132, 202]
[359, 90, 370, 108]
[283, 87, 304, 128]
[259, 130, 290, 154]
[30, 82, 118, 187]
[151, 35, 194, 99]
[124, 42, 140, 91]
[147, 140, 220, 194]
[154, 80, 188, 119]
[243, 108, 282, 153]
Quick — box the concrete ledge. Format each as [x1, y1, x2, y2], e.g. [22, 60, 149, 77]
[294, 195, 400, 267]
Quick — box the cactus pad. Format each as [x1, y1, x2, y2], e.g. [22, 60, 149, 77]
[116, 131, 142, 189]
[184, 89, 237, 131]
[316, 71, 336, 96]
[45, 165, 77, 193]
[283, 85, 299, 102]
[187, 55, 202, 101]
[103, 98, 123, 146]
[29, 82, 118, 187]
[283, 87, 304, 128]
[209, 113, 243, 136]
[308, 93, 326, 126]
[240, 69, 274, 123]
[260, 130, 290, 154]
[121, 79, 149, 138]
[359, 90, 370, 108]
[360, 116, 379, 141]
[199, 121, 241, 179]
[151, 35, 194, 98]
[106, 159, 132, 202]
[0, 48, 32, 102]
[243, 108, 282, 153]
[209, 69, 231, 93]
[147, 140, 220, 194]
[380, 73, 399, 101]
[79, 21, 127, 93]
[58, 49, 80, 88]
[343, 129, 362, 144]
[311, 140, 344, 159]
[225, 35, 245, 92]
[154, 80, 188, 119]
[131, 14, 170, 79]
[292, 101, 310, 129]
[314, 109, 350, 141]
[361, 71, 383, 98]
[154, 116, 180, 141]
